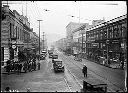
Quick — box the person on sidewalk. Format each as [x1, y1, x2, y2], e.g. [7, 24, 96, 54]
[38, 62, 40, 70]
[82, 64, 87, 77]
[5, 87, 11, 92]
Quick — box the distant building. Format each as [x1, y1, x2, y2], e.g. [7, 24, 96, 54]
[92, 19, 105, 26]
[55, 38, 67, 51]
[70, 19, 105, 57]
[29, 29, 39, 51]
[66, 22, 86, 52]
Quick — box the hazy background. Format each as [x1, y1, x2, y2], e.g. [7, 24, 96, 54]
[2, 1, 127, 46]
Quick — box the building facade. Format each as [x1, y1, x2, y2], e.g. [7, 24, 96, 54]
[55, 38, 67, 52]
[1, 5, 33, 66]
[29, 29, 39, 54]
[66, 22, 86, 54]
[86, 14, 127, 65]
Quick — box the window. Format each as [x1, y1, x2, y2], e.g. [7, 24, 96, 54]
[14, 26, 17, 38]
[118, 24, 122, 38]
[12, 25, 14, 37]
[1, 47, 4, 61]
[10, 23, 12, 38]
[111, 25, 114, 38]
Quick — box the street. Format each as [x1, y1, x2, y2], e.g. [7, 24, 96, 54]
[1, 49, 125, 92]
[1, 1, 127, 92]
[56, 49, 125, 92]
[1, 54, 81, 92]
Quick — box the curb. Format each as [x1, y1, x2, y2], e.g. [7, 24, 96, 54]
[80, 58, 124, 70]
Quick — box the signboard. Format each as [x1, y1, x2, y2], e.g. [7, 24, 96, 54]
[12, 41, 16, 44]
[12, 44, 16, 49]
[92, 43, 99, 48]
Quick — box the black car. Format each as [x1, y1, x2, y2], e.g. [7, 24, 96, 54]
[53, 59, 64, 72]
[49, 54, 53, 58]
[40, 54, 46, 60]
[52, 54, 58, 59]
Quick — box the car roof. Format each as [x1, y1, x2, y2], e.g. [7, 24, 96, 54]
[53, 58, 62, 61]
[52, 54, 58, 56]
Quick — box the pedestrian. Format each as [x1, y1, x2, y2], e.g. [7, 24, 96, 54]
[34, 62, 36, 71]
[6, 59, 11, 65]
[23, 62, 27, 73]
[17, 63, 21, 74]
[121, 61, 124, 69]
[19, 63, 22, 73]
[6, 64, 10, 75]
[5, 87, 11, 92]
[82, 64, 87, 77]
[14, 62, 17, 73]
[38, 62, 40, 70]
[28, 62, 31, 72]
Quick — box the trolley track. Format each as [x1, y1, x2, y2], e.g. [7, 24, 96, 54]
[58, 52, 124, 92]
[63, 66, 83, 92]
[63, 77, 72, 92]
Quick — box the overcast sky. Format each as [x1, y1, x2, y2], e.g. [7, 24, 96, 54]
[2, 1, 127, 41]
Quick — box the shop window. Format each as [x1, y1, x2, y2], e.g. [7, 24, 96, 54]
[1, 47, 4, 61]
[122, 26, 126, 38]
[10, 23, 12, 38]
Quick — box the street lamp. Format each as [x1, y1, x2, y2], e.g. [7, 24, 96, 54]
[37, 20, 42, 61]
[103, 22, 109, 66]
[42, 32, 45, 51]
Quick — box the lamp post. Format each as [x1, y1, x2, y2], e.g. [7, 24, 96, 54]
[104, 22, 109, 66]
[37, 20, 42, 61]
[42, 32, 45, 51]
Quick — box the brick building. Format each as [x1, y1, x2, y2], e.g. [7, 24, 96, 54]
[1, 5, 33, 66]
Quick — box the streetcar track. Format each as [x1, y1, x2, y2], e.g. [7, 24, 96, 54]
[59, 52, 125, 92]
[66, 65, 83, 88]
[63, 77, 72, 92]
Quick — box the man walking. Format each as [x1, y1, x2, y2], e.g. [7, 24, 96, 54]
[82, 64, 87, 77]
[38, 62, 40, 70]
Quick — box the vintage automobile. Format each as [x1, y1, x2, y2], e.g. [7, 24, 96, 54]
[40, 54, 46, 60]
[81, 79, 107, 92]
[53, 59, 64, 72]
[52, 54, 58, 59]
[49, 54, 53, 58]
[41, 50, 47, 57]
[48, 50, 53, 55]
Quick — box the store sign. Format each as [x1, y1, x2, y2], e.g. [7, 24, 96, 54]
[12, 44, 16, 49]
[92, 43, 99, 48]
[11, 41, 16, 44]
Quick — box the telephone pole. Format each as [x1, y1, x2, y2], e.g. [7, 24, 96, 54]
[37, 20, 42, 61]
[42, 32, 45, 51]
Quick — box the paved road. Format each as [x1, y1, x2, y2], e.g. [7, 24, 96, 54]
[1, 56, 81, 92]
[55, 50, 125, 92]
[1, 49, 125, 92]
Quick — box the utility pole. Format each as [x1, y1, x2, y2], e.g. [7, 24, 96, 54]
[26, 1, 27, 17]
[42, 32, 45, 51]
[37, 20, 42, 61]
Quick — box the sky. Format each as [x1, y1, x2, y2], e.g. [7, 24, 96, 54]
[2, 1, 127, 43]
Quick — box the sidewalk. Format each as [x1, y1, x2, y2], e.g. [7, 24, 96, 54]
[1, 59, 41, 74]
[109, 62, 121, 69]
[83, 58, 124, 70]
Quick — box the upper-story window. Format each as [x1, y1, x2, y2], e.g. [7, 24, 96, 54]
[121, 21, 127, 38]
[100, 29, 103, 40]
[113, 24, 118, 38]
